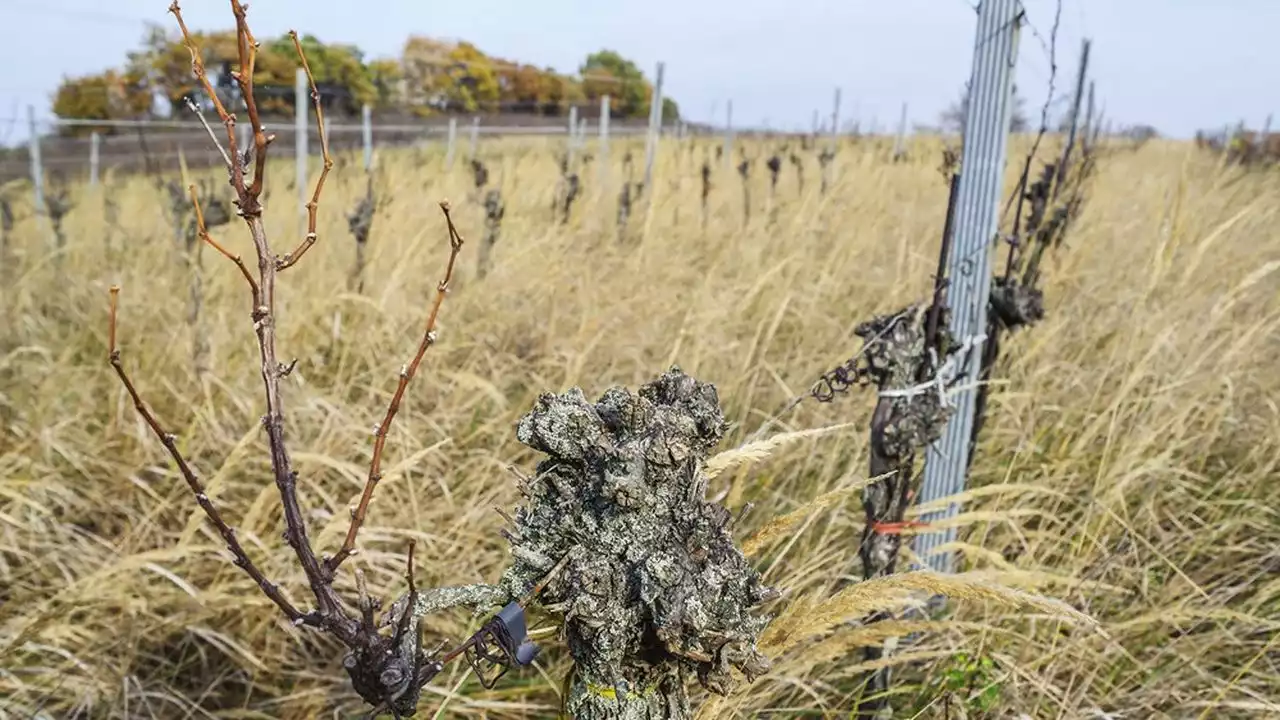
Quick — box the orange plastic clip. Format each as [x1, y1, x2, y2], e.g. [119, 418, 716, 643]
[870, 520, 931, 535]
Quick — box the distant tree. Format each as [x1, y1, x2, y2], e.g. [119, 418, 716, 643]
[401, 39, 596, 117]
[495, 62, 545, 113]
[121, 25, 374, 117]
[559, 71, 587, 112]
[367, 59, 404, 109]
[1120, 124, 1159, 142]
[402, 40, 576, 115]
[52, 69, 154, 135]
[402, 35, 453, 108]
[580, 50, 648, 118]
[135, 27, 240, 113]
[536, 69, 585, 116]
[261, 34, 374, 114]
[939, 82, 1029, 134]
[662, 97, 680, 123]
[430, 42, 500, 113]
[54, 27, 680, 122]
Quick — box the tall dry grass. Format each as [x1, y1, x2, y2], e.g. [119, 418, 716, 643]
[0, 133, 1276, 719]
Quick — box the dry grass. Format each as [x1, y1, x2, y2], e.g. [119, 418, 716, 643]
[1, 132, 1277, 719]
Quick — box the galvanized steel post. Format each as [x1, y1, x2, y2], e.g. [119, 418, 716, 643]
[643, 61, 665, 192]
[28, 106, 44, 215]
[362, 103, 373, 171]
[445, 117, 457, 170]
[914, 0, 1023, 573]
[89, 131, 101, 186]
[599, 95, 611, 192]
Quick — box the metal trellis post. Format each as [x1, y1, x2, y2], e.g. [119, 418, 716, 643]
[829, 87, 841, 150]
[643, 61, 665, 192]
[892, 101, 909, 159]
[723, 100, 734, 173]
[567, 105, 578, 168]
[446, 117, 457, 170]
[362, 103, 373, 171]
[914, 0, 1022, 574]
[1055, 38, 1091, 191]
[599, 95, 611, 193]
[90, 131, 101, 186]
[28, 106, 44, 216]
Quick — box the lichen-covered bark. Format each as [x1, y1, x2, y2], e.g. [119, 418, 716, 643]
[498, 367, 775, 719]
[383, 583, 508, 669]
[854, 305, 955, 719]
[857, 304, 954, 583]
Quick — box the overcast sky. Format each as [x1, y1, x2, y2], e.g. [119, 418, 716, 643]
[1, 0, 1275, 144]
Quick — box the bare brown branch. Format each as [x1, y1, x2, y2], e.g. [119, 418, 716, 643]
[169, 1, 244, 196]
[169, 0, 351, 641]
[276, 30, 334, 272]
[229, 0, 269, 204]
[112, 4, 484, 713]
[242, 187, 346, 630]
[354, 569, 377, 632]
[325, 201, 466, 576]
[391, 540, 418, 649]
[189, 184, 259, 302]
[107, 286, 313, 627]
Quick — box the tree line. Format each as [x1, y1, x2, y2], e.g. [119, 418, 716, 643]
[51, 25, 679, 136]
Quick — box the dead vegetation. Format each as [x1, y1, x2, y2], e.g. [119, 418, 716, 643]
[0, 20, 1277, 717]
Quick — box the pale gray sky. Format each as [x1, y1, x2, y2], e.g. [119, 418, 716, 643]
[1, 0, 1275, 143]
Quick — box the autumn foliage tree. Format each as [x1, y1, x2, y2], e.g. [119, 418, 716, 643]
[536, 69, 587, 116]
[580, 50, 649, 117]
[436, 42, 501, 113]
[495, 62, 545, 114]
[271, 35, 375, 109]
[52, 24, 676, 125]
[51, 69, 154, 136]
[128, 25, 241, 114]
[367, 59, 405, 109]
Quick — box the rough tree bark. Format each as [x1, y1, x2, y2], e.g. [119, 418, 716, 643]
[493, 367, 776, 719]
[853, 304, 956, 719]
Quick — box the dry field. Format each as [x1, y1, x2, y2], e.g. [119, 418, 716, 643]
[1, 133, 1277, 718]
